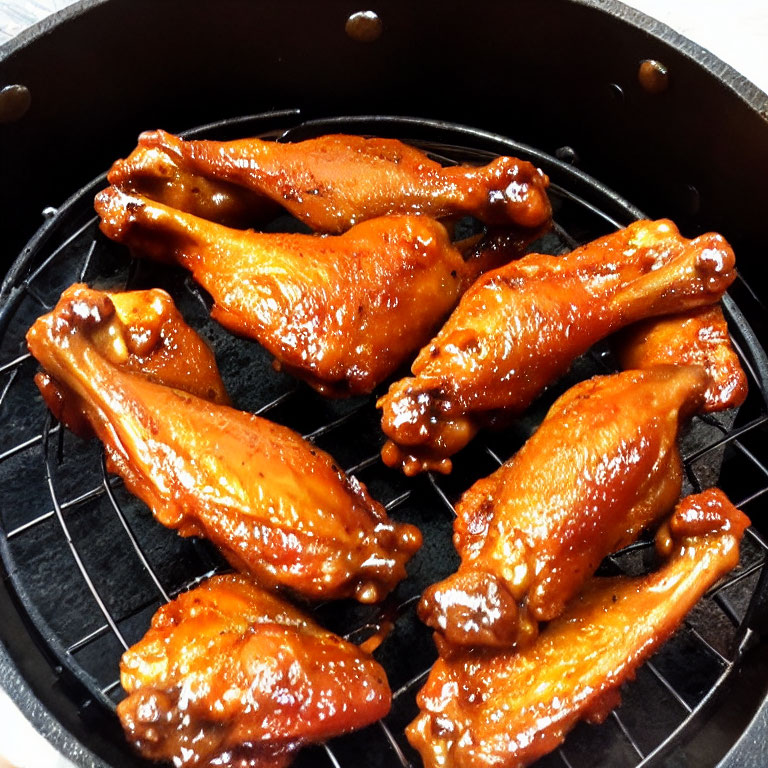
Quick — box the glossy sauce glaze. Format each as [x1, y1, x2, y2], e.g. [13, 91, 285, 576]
[33, 285, 230, 439]
[378, 219, 736, 475]
[108, 143, 280, 228]
[418, 366, 709, 651]
[95, 188, 538, 396]
[26, 285, 421, 602]
[118, 574, 391, 767]
[109, 130, 552, 232]
[616, 304, 748, 412]
[408, 489, 750, 768]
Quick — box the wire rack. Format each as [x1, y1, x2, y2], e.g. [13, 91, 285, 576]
[1, 113, 767, 768]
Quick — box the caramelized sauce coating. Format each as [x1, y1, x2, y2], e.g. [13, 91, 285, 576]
[27, 285, 421, 602]
[109, 130, 552, 233]
[34, 285, 229, 438]
[95, 187, 533, 396]
[616, 304, 748, 412]
[108, 144, 279, 228]
[419, 367, 708, 650]
[378, 219, 736, 475]
[408, 490, 749, 768]
[119, 574, 391, 767]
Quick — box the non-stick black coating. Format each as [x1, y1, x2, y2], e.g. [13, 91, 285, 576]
[1, 1, 768, 767]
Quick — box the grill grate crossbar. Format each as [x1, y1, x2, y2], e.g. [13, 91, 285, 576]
[40, 414, 129, 653]
[6, 483, 111, 540]
[100, 454, 171, 603]
[611, 710, 646, 759]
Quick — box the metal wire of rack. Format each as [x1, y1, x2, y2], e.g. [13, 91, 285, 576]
[1, 113, 767, 768]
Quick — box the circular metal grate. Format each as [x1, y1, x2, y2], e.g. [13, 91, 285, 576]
[1, 113, 768, 768]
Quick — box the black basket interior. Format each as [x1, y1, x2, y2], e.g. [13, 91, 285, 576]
[1, 113, 768, 768]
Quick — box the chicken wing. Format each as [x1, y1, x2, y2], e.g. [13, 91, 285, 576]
[34, 286, 229, 440]
[378, 219, 736, 475]
[27, 285, 421, 602]
[615, 304, 748, 412]
[119, 574, 391, 768]
[418, 366, 708, 650]
[95, 187, 535, 396]
[106, 144, 280, 228]
[108, 130, 552, 232]
[408, 489, 749, 768]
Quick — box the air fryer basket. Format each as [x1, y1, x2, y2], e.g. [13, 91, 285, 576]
[2, 3, 768, 768]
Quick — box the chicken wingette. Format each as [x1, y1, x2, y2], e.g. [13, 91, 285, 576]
[418, 367, 708, 650]
[119, 574, 391, 768]
[616, 304, 748, 412]
[95, 187, 535, 395]
[27, 285, 421, 602]
[33, 285, 229, 439]
[108, 130, 552, 232]
[378, 219, 736, 475]
[409, 489, 749, 768]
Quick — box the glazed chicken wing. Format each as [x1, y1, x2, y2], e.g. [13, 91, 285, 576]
[27, 285, 421, 602]
[119, 574, 391, 768]
[34, 285, 229, 438]
[616, 304, 748, 412]
[419, 366, 708, 650]
[408, 489, 749, 768]
[105, 144, 280, 228]
[378, 219, 736, 474]
[108, 130, 552, 232]
[96, 187, 535, 395]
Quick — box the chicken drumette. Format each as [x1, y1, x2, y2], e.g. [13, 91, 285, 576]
[96, 187, 535, 395]
[378, 219, 736, 475]
[119, 574, 391, 768]
[109, 130, 552, 232]
[27, 285, 421, 602]
[409, 489, 749, 768]
[418, 366, 708, 650]
[106, 143, 281, 228]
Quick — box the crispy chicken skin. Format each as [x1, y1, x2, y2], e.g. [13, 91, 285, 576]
[616, 304, 748, 412]
[378, 219, 736, 475]
[26, 285, 421, 602]
[408, 489, 750, 768]
[108, 130, 552, 232]
[418, 367, 709, 650]
[95, 187, 534, 396]
[119, 574, 391, 768]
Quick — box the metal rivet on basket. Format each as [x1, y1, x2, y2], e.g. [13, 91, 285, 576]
[682, 184, 701, 216]
[0, 84, 32, 123]
[555, 146, 579, 166]
[345, 10, 383, 42]
[638, 59, 669, 94]
[608, 83, 625, 104]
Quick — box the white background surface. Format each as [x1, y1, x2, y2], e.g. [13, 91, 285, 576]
[0, 2, 766, 768]
[624, 0, 768, 94]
